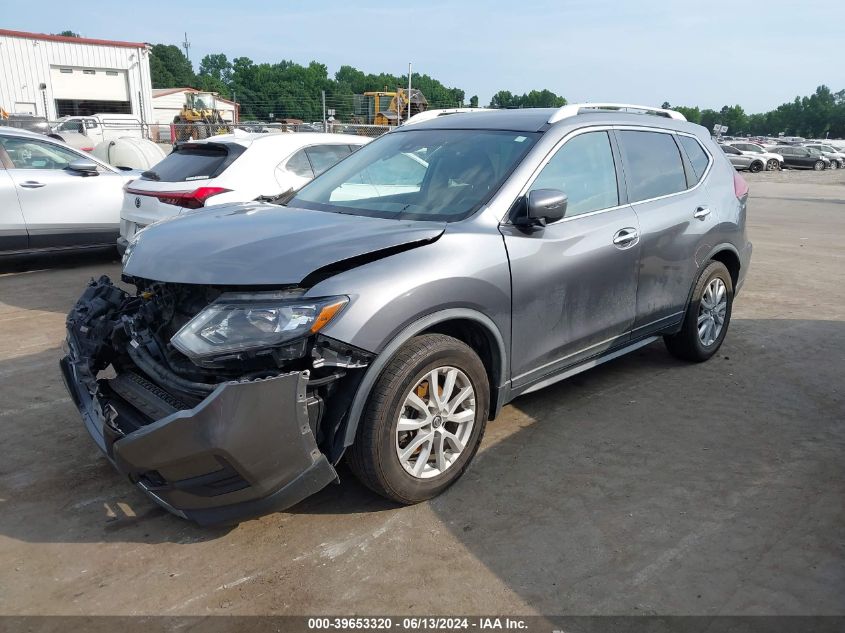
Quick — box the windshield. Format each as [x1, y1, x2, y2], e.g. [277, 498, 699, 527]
[289, 129, 539, 221]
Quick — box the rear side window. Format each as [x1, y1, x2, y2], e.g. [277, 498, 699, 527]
[618, 131, 687, 202]
[305, 145, 353, 176]
[529, 131, 618, 217]
[677, 135, 710, 183]
[285, 149, 314, 178]
[145, 144, 237, 182]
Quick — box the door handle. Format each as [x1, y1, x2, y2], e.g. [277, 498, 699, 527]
[612, 227, 639, 248]
[20, 181, 46, 189]
[693, 206, 711, 219]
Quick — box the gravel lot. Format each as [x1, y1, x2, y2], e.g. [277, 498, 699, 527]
[0, 168, 843, 616]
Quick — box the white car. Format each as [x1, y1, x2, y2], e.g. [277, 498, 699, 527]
[725, 141, 784, 171]
[119, 132, 370, 251]
[0, 127, 136, 256]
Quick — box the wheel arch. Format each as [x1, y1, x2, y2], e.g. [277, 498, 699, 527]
[337, 308, 508, 455]
[676, 244, 741, 330]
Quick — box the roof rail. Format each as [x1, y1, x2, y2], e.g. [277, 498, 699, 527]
[548, 103, 687, 124]
[402, 107, 499, 126]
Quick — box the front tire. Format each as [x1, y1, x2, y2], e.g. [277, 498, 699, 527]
[766, 158, 780, 171]
[664, 261, 733, 362]
[814, 160, 825, 171]
[830, 160, 839, 170]
[347, 334, 489, 505]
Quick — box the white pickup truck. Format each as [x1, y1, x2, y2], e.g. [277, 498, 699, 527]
[53, 114, 143, 146]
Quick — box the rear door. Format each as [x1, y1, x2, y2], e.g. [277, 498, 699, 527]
[502, 129, 640, 388]
[0, 135, 122, 248]
[616, 129, 715, 336]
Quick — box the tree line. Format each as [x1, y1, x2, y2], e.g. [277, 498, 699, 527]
[150, 44, 844, 136]
[149, 44, 567, 122]
[665, 86, 845, 138]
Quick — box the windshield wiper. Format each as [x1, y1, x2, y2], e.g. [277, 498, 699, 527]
[255, 188, 296, 206]
[141, 170, 160, 181]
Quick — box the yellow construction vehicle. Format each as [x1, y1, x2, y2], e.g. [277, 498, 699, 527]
[360, 88, 428, 126]
[173, 92, 231, 141]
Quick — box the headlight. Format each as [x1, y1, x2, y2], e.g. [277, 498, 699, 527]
[171, 291, 348, 360]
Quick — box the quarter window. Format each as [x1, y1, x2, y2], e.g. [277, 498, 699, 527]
[529, 131, 618, 217]
[304, 144, 353, 176]
[285, 149, 314, 178]
[677, 135, 710, 183]
[618, 131, 687, 202]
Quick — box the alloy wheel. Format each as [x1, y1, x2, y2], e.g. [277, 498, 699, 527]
[395, 366, 476, 479]
[698, 278, 727, 347]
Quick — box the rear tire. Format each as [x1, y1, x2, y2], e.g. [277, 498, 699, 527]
[664, 261, 733, 362]
[830, 160, 839, 170]
[749, 161, 763, 173]
[347, 334, 489, 505]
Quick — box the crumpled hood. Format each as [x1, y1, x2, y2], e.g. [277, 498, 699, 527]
[123, 202, 445, 286]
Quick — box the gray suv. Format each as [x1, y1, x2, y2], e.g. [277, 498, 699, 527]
[61, 103, 752, 524]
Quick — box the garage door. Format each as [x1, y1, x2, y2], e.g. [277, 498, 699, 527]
[50, 66, 129, 101]
[51, 66, 131, 116]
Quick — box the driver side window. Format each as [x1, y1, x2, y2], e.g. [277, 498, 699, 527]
[529, 131, 618, 217]
[0, 136, 82, 170]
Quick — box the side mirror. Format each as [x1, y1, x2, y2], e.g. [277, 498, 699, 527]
[67, 160, 99, 176]
[515, 189, 568, 228]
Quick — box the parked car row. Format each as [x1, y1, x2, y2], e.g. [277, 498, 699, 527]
[718, 139, 844, 171]
[0, 127, 370, 258]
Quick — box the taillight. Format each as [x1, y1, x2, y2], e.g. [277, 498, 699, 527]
[125, 186, 230, 209]
[733, 172, 749, 200]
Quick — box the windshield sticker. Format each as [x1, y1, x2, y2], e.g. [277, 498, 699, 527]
[514, 136, 527, 143]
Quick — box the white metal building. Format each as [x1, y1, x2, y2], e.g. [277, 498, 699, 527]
[151, 87, 238, 123]
[0, 29, 153, 123]
[150, 87, 239, 142]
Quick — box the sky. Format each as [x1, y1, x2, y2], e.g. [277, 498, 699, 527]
[4, 0, 844, 113]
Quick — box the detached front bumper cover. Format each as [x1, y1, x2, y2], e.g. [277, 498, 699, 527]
[61, 329, 338, 526]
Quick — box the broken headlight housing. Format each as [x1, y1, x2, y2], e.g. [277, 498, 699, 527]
[171, 291, 348, 361]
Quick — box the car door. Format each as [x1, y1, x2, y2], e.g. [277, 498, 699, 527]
[0, 135, 122, 249]
[777, 147, 795, 167]
[0, 160, 28, 253]
[721, 144, 750, 168]
[501, 129, 640, 388]
[617, 130, 715, 336]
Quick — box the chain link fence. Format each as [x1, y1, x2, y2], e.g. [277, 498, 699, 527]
[15, 118, 392, 153]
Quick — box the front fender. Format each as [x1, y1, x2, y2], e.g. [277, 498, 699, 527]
[305, 228, 512, 452]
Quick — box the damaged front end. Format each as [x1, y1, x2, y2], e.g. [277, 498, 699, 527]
[60, 275, 372, 525]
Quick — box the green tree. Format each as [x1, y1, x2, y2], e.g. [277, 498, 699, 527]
[199, 53, 233, 85]
[56, 30, 80, 37]
[489, 89, 565, 108]
[149, 44, 195, 88]
[469, 95, 479, 108]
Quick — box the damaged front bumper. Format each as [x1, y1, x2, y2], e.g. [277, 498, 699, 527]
[60, 331, 338, 526]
